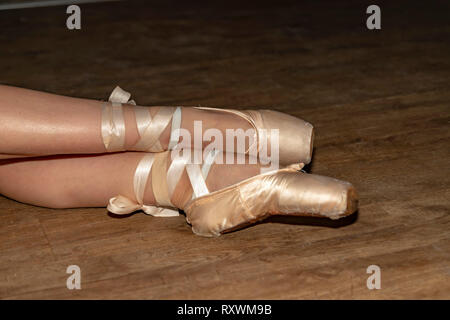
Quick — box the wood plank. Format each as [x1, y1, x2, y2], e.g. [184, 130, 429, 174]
[0, 0, 449, 299]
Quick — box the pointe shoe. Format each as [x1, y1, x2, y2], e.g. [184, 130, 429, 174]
[185, 165, 358, 237]
[101, 86, 314, 165]
[106, 151, 358, 237]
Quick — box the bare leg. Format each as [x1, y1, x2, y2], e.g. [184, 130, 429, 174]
[0, 85, 116, 157]
[0, 85, 251, 158]
[0, 152, 260, 210]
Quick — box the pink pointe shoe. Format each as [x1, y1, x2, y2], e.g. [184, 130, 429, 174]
[101, 86, 314, 166]
[106, 151, 358, 237]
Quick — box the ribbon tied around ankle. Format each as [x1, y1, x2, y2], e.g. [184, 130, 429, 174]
[108, 194, 179, 217]
[107, 150, 220, 218]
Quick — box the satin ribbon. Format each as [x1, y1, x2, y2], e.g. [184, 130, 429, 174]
[107, 153, 180, 217]
[107, 149, 221, 218]
[101, 101, 126, 152]
[107, 195, 179, 217]
[109, 86, 136, 105]
[103, 87, 218, 218]
[105, 86, 182, 152]
[101, 86, 134, 152]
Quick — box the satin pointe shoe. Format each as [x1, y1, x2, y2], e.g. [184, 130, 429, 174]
[185, 165, 358, 237]
[106, 151, 358, 237]
[101, 86, 314, 165]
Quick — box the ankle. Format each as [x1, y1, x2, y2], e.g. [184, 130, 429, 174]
[170, 159, 262, 210]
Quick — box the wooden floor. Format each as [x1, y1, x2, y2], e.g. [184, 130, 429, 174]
[0, 0, 449, 299]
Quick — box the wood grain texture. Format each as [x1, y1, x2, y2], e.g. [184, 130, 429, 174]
[0, 0, 449, 299]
